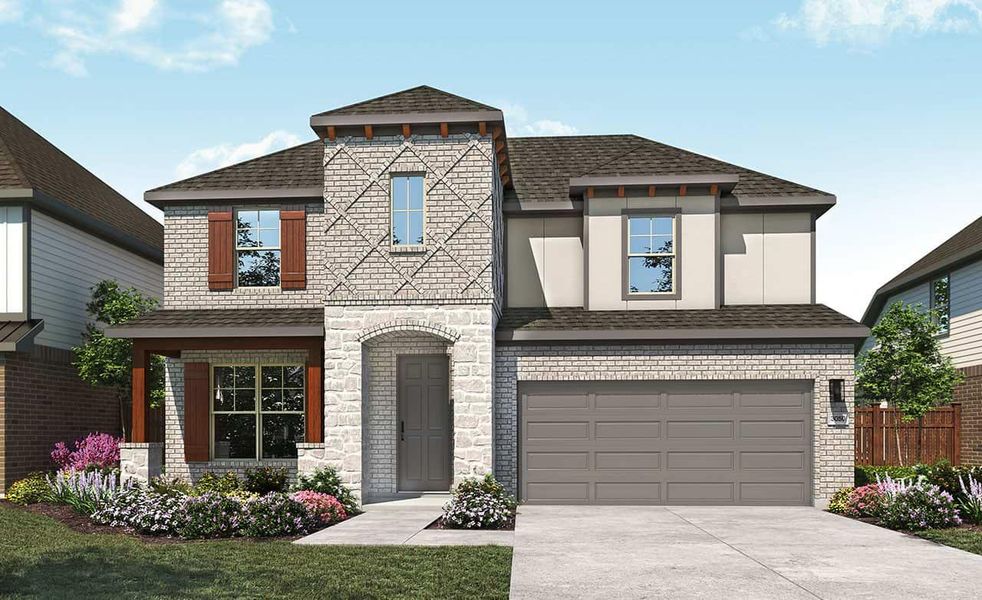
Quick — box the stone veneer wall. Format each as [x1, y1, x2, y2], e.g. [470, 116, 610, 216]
[363, 335, 450, 499]
[161, 202, 326, 310]
[493, 342, 856, 504]
[324, 305, 494, 499]
[956, 364, 982, 465]
[0, 345, 121, 494]
[162, 350, 307, 482]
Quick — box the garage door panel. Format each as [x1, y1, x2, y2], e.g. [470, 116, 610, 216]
[521, 381, 812, 505]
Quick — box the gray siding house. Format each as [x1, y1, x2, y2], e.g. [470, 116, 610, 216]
[861, 216, 982, 464]
[110, 86, 867, 507]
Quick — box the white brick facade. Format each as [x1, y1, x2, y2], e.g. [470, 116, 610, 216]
[493, 342, 855, 504]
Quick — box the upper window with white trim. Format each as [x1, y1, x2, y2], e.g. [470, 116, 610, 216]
[391, 175, 425, 246]
[626, 215, 676, 295]
[236, 210, 280, 287]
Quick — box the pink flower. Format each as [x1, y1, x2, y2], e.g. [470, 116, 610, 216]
[290, 491, 347, 524]
[51, 433, 122, 471]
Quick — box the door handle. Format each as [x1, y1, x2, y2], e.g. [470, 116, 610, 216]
[401, 421, 405, 441]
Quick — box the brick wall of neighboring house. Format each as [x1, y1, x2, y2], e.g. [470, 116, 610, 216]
[493, 342, 857, 503]
[0, 345, 121, 494]
[957, 364, 982, 466]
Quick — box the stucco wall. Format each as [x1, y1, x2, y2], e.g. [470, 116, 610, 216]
[721, 212, 813, 306]
[493, 342, 855, 504]
[506, 216, 583, 308]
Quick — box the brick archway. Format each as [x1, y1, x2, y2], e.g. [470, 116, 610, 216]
[357, 319, 461, 344]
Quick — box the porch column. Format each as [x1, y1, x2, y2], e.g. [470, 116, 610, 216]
[305, 344, 323, 443]
[130, 345, 150, 443]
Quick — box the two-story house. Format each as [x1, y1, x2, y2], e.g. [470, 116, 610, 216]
[861, 216, 982, 464]
[110, 86, 867, 507]
[0, 107, 163, 494]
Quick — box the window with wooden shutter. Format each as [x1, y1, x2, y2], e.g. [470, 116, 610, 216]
[208, 211, 234, 290]
[184, 362, 210, 462]
[280, 210, 306, 289]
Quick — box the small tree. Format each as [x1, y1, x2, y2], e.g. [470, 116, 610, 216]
[72, 280, 164, 439]
[857, 301, 963, 465]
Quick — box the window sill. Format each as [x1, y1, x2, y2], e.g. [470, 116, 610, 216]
[390, 244, 428, 254]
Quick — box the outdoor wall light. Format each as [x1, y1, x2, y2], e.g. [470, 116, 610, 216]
[829, 379, 844, 404]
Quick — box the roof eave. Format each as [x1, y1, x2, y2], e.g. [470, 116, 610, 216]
[722, 194, 837, 217]
[106, 324, 325, 339]
[0, 319, 44, 352]
[310, 109, 505, 132]
[145, 186, 323, 207]
[495, 326, 870, 343]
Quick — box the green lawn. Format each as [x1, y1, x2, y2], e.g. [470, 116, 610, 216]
[0, 503, 512, 599]
[917, 528, 982, 556]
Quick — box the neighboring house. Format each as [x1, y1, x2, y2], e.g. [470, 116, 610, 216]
[860, 216, 982, 464]
[109, 85, 867, 507]
[0, 107, 164, 494]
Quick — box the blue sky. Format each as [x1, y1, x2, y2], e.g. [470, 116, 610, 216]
[1, 0, 980, 319]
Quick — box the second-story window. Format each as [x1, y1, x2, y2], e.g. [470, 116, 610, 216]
[391, 175, 424, 246]
[627, 215, 676, 295]
[236, 209, 280, 287]
[930, 274, 950, 335]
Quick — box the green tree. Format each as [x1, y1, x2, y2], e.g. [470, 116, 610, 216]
[857, 301, 963, 465]
[72, 281, 164, 439]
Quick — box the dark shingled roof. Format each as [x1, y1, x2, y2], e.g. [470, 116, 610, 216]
[313, 85, 498, 117]
[499, 304, 864, 333]
[0, 106, 163, 253]
[106, 308, 324, 338]
[505, 135, 832, 203]
[148, 140, 323, 193]
[0, 319, 43, 352]
[862, 216, 982, 325]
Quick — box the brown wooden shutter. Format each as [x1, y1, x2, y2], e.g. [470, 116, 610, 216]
[184, 362, 210, 462]
[208, 211, 234, 290]
[280, 210, 307, 289]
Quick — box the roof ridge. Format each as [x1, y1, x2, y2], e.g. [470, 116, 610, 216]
[148, 139, 320, 192]
[314, 85, 497, 117]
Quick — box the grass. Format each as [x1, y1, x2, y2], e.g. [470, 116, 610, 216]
[0, 503, 512, 599]
[917, 527, 982, 556]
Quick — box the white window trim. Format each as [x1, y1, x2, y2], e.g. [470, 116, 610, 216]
[234, 209, 282, 289]
[390, 174, 427, 249]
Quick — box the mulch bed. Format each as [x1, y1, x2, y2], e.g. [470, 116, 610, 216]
[425, 516, 515, 531]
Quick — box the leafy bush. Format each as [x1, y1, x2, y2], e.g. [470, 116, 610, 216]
[225, 490, 260, 502]
[293, 467, 359, 515]
[92, 488, 183, 535]
[51, 433, 122, 472]
[47, 469, 131, 515]
[442, 474, 516, 530]
[175, 493, 245, 539]
[291, 491, 347, 525]
[958, 475, 982, 524]
[149, 475, 193, 497]
[194, 471, 241, 495]
[855, 465, 916, 487]
[913, 461, 982, 501]
[878, 475, 961, 531]
[244, 466, 288, 494]
[240, 493, 318, 537]
[844, 484, 886, 518]
[6, 473, 51, 505]
[827, 487, 853, 515]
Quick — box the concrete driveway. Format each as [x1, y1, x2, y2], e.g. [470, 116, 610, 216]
[510, 506, 982, 599]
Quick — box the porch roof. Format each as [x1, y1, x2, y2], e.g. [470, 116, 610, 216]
[105, 308, 324, 339]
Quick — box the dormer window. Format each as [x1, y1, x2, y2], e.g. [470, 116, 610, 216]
[625, 213, 677, 297]
[236, 209, 280, 287]
[391, 175, 425, 246]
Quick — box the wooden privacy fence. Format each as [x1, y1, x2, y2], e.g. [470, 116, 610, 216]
[855, 404, 961, 466]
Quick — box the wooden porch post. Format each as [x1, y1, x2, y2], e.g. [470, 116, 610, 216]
[131, 345, 149, 443]
[305, 344, 323, 444]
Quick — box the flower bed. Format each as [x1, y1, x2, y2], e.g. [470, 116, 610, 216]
[440, 474, 516, 530]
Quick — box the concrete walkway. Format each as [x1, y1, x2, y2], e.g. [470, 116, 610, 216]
[510, 505, 982, 599]
[295, 494, 513, 546]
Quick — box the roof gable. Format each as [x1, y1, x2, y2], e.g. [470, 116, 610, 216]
[314, 85, 498, 117]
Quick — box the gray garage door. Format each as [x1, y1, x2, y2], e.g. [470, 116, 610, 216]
[520, 381, 812, 505]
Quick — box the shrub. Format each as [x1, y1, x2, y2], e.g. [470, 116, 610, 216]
[51, 433, 121, 472]
[293, 467, 359, 515]
[243, 466, 288, 494]
[240, 493, 318, 537]
[47, 469, 130, 515]
[878, 476, 961, 531]
[958, 475, 982, 525]
[914, 461, 982, 502]
[291, 491, 347, 525]
[855, 464, 916, 487]
[175, 493, 245, 539]
[6, 473, 51, 505]
[844, 484, 885, 518]
[149, 475, 193, 496]
[827, 487, 853, 515]
[442, 474, 516, 530]
[193, 471, 241, 495]
[92, 488, 183, 535]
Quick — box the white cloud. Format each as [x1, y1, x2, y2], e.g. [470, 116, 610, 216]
[0, 0, 21, 23]
[22, 0, 273, 76]
[774, 0, 982, 46]
[497, 101, 579, 137]
[176, 130, 302, 179]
